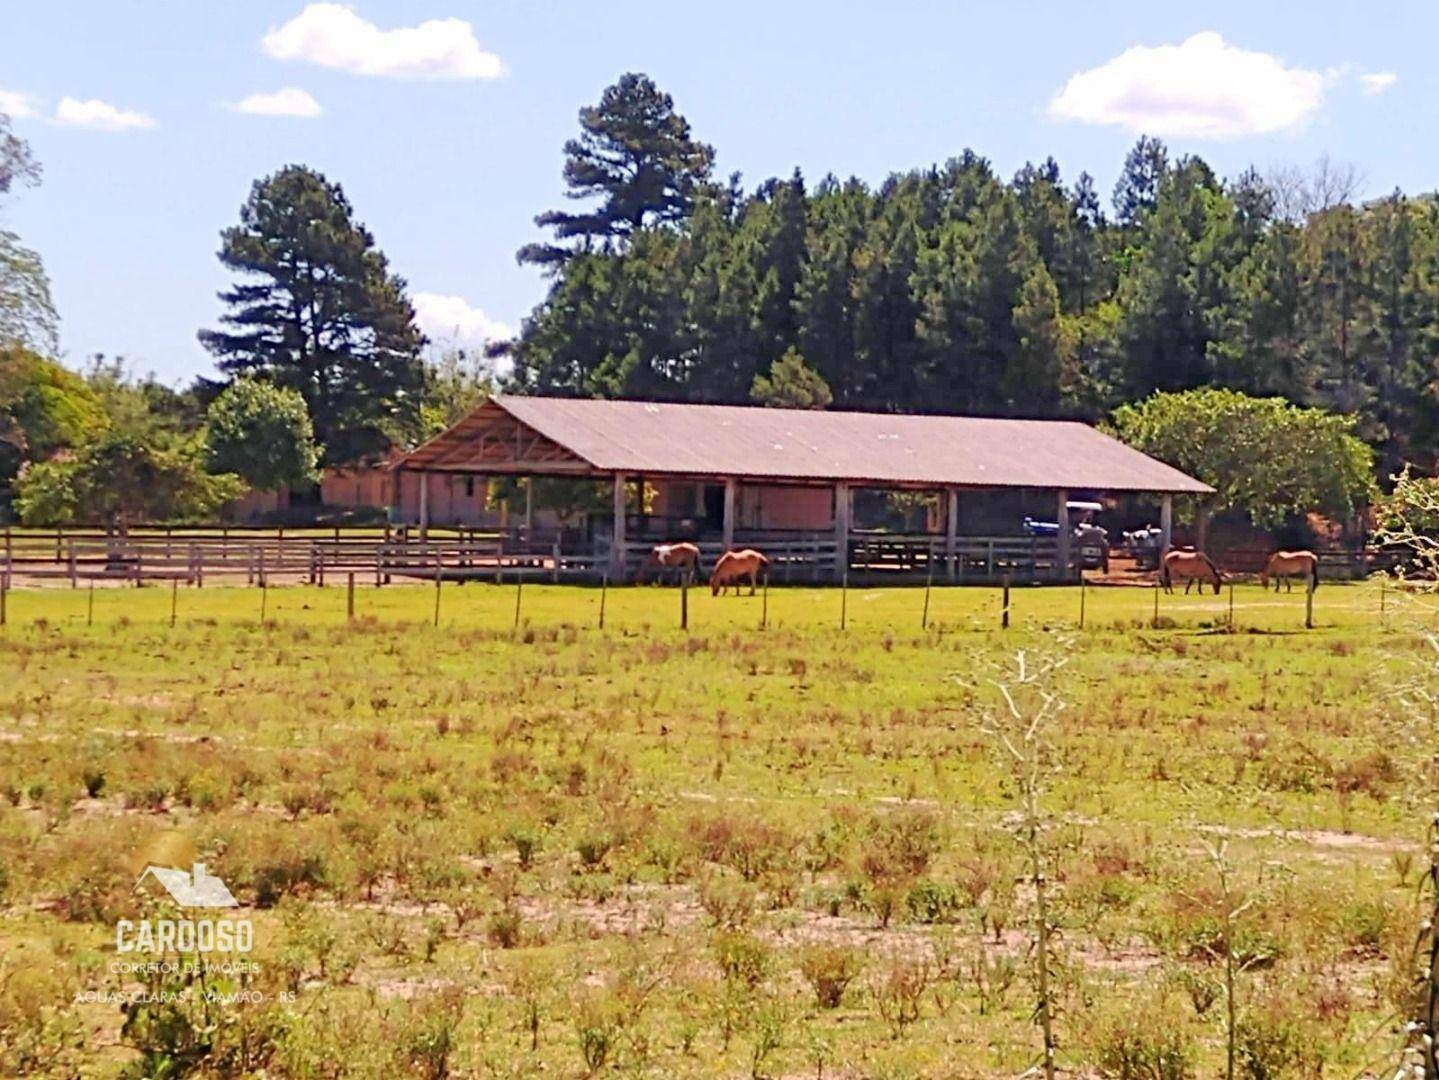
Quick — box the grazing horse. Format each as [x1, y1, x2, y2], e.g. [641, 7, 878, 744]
[710, 549, 769, 596]
[1260, 550, 1319, 592]
[1160, 549, 1222, 595]
[643, 542, 702, 584]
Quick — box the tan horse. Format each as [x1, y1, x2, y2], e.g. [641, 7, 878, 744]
[1260, 550, 1319, 592]
[643, 542, 702, 584]
[1160, 549, 1222, 595]
[710, 549, 769, 596]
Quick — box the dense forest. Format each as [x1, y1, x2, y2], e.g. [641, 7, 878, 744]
[505, 74, 1439, 481]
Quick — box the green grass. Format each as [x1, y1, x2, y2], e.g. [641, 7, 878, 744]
[0, 579, 1425, 1078]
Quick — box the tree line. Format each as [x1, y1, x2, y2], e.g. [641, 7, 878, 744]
[505, 75, 1439, 484]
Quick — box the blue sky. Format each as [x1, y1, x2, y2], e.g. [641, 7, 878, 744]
[1, 1, 1429, 384]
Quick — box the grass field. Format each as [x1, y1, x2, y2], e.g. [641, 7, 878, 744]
[0, 578, 1428, 1078]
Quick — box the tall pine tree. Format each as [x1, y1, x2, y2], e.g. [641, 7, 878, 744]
[199, 165, 425, 465]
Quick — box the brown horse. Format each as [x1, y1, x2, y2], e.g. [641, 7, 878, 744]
[710, 549, 769, 596]
[1160, 549, 1222, 595]
[1260, 550, 1319, 592]
[643, 542, 702, 584]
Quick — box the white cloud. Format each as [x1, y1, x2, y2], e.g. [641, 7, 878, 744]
[1359, 71, 1398, 96]
[52, 96, 156, 131]
[262, 3, 504, 80]
[412, 292, 514, 349]
[0, 89, 38, 120]
[1048, 32, 1326, 139]
[233, 87, 324, 117]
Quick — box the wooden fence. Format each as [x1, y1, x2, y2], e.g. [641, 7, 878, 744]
[3, 525, 1391, 587]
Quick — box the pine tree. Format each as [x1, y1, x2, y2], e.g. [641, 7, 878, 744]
[750, 347, 832, 409]
[1112, 136, 1169, 227]
[198, 166, 426, 465]
[518, 73, 714, 267]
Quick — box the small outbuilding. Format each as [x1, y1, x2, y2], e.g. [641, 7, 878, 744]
[393, 395, 1212, 583]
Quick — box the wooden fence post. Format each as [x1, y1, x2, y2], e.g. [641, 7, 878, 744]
[1078, 575, 1085, 630]
[259, 580, 267, 624]
[680, 573, 689, 631]
[761, 573, 768, 630]
[840, 564, 848, 630]
[1228, 581, 1235, 630]
[599, 573, 608, 630]
[514, 577, 524, 631]
[1002, 575, 1011, 630]
[433, 557, 442, 627]
[347, 572, 355, 622]
[1305, 575, 1315, 630]
[87, 580, 94, 627]
[170, 579, 178, 628]
[922, 543, 933, 630]
[1152, 582, 1160, 628]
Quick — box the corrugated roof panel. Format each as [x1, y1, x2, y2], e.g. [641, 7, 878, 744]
[405, 395, 1213, 495]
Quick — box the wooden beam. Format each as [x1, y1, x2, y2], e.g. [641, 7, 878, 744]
[722, 477, 736, 551]
[1055, 490, 1070, 584]
[1159, 494, 1173, 554]
[945, 488, 958, 579]
[611, 473, 628, 580]
[418, 472, 430, 537]
[833, 481, 850, 579]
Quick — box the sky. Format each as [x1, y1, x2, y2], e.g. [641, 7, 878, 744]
[0, 1, 1430, 385]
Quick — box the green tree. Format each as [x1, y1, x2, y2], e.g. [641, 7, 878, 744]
[420, 348, 493, 440]
[750, 348, 832, 409]
[204, 378, 320, 492]
[1008, 264, 1070, 413]
[0, 111, 57, 353]
[198, 165, 426, 465]
[0, 346, 106, 488]
[1108, 387, 1375, 527]
[1111, 136, 1168, 227]
[15, 431, 243, 527]
[518, 73, 715, 267]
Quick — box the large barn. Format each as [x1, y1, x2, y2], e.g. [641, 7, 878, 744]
[393, 395, 1212, 583]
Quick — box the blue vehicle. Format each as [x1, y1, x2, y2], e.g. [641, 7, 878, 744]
[1023, 503, 1109, 571]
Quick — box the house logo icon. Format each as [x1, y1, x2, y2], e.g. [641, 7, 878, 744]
[134, 862, 238, 908]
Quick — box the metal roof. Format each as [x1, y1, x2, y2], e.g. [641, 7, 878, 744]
[400, 395, 1213, 494]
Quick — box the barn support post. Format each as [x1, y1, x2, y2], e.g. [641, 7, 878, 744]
[833, 481, 851, 582]
[1054, 490, 1070, 584]
[524, 476, 534, 539]
[1159, 494, 1173, 554]
[944, 489, 959, 582]
[722, 478, 736, 552]
[611, 473, 628, 581]
[418, 470, 430, 540]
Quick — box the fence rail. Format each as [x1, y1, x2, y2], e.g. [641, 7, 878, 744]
[0, 525, 1399, 587]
